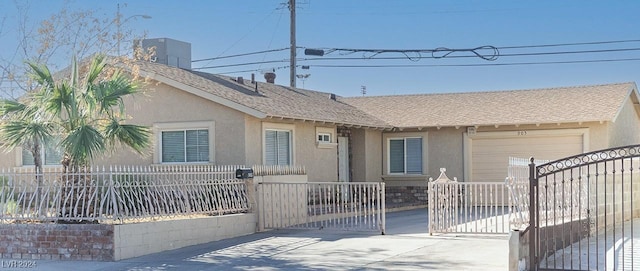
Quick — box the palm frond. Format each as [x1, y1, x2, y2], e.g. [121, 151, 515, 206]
[0, 121, 53, 149]
[103, 120, 150, 154]
[86, 54, 106, 85]
[26, 61, 54, 88]
[61, 125, 105, 165]
[0, 100, 26, 116]
[94, 73, 139, 114]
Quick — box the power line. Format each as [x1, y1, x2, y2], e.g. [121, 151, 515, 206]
[193, 59, 289, 70]
[298, 47, 640, 61]
[216, 65, 291, 75]
[193, 47, 640, 70]
[193, 39, 640, 64]
[498, 39, 640, 49]
[192, 39, 640, 73]
[216, 57, 640, 74]
[305, 57, 640, 68]
[192, 47, 291, 63]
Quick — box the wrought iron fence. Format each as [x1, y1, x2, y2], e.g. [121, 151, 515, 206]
[0, 165, 249, 223]
[530, 145, 640, 271]
[257, 182, 385, 234]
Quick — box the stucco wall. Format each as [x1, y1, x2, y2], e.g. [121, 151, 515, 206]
[0, 148, 16, 168]
[351, 129, 383, 183]
[428, 128, 464, 180]
[297, 122, 337, 182]
[114, 214, 256, 260]
[244, 116, 263, 166]
[361, 123, 613, 187]
[93, 82, 248, 166]
[608, 97, 640, 147]
[244, 119, 338, 182]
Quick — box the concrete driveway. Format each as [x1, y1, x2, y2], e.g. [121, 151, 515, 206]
[19, 209, 509, 271]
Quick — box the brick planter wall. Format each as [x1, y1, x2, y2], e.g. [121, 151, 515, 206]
[0, 213, 256, 262]
[385, 186, 428, 209]
[0, 224, 114, 261]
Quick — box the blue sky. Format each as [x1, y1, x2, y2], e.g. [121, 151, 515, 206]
[1, 0, 640, 97]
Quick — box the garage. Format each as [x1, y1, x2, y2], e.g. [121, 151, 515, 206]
[468, 129, 587, 182]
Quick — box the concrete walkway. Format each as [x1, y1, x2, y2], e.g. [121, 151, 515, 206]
[11, 209, 509, 271]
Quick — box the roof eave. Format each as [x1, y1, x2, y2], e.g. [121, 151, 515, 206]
[266, 115, 392, 130]
[394, 120, 610, 130]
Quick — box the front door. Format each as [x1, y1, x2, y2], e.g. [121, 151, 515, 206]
[338, 136, 349, 182]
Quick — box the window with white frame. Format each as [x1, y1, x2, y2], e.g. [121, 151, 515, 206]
[22, 141, 63, 166]
[388, 137, 423, 174]
[317, 133, 331, 144]
[161, 129, 209, 163]
[265, 129, 291, 165]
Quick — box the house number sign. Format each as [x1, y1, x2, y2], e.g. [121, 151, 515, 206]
[517, 131, 528, 136]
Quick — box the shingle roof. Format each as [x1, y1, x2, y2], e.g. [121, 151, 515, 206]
[341, 82, 638, 128]
[130, 60, 390, 128]
[124, 59, 638, 129]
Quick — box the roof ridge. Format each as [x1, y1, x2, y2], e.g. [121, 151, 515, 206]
[342, 82, 635, 99]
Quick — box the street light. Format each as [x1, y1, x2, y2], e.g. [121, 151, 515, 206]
[116, 4, 151, 56]
[296, 74, 310, 88]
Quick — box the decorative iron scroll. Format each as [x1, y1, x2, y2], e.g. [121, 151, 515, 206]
[536, 144, 640, 177]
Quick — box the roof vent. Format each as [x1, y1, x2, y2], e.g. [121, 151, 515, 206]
[264, 72, 276, 84]
[330, 93, 336, 101]
[251, 73, 255, 84]
[237, 77, 244, 84]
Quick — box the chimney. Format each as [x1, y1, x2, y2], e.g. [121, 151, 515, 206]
[264, 72, 276, 84]
[237, 77, 244, 84]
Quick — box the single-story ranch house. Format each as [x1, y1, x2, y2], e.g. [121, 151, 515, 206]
[2, 38, 639, 190]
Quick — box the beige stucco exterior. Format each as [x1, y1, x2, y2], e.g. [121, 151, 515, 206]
[348, 102, 640, 185]
[351, 128, 383, 183]
[91, 81, 248, 166]
[609, 95, 640, 147]
[0, 79, 340, 183]
[1, 77, 639, 186]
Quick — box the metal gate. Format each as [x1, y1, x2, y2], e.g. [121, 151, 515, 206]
[257, 182, 385, 234]
[428, 168, 512, 234]
[529, 145, 640, 271]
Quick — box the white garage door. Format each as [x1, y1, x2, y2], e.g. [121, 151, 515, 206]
[471, 133, 584, 182]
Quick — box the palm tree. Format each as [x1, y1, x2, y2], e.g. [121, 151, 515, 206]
[0, 54, 150, 219]
[0, 99, 53, 175]
[28, 54, 150, 172]
[0, 98, 54, 217]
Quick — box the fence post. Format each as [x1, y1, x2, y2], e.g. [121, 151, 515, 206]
[380, 182, 386, 235]
[245, 177, 256, 213]
[428, 180, 433, 235]
[508, 229, 520, 271]
[256, 181, 265, 232]
[109, 167, 119, 220]
[528, 158, 537, 271]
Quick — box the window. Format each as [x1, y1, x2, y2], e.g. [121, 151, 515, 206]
[317, 133, 331, 144]
[22, 141, 63, 166]
[265, 129, 291, 165]
[389, 137, 422, 174]
[161, 129, 209, 163]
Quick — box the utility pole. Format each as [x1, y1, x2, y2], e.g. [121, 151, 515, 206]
[289, 0, 296, 88]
